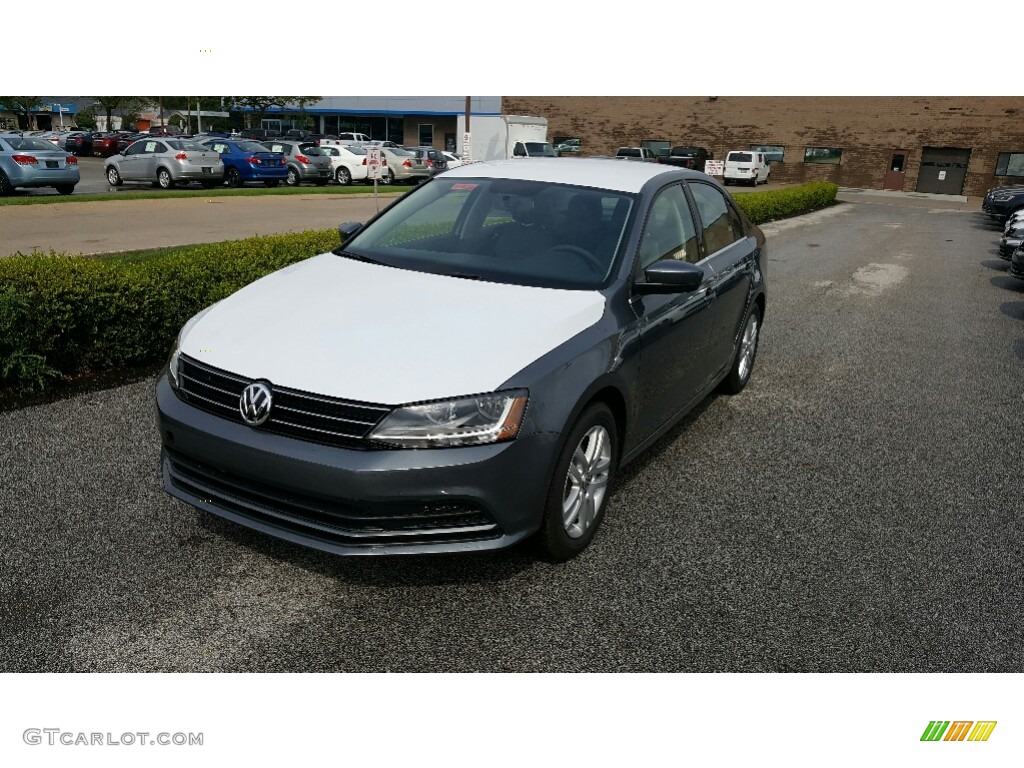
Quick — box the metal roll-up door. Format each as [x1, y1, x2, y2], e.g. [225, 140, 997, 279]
[916, 147, 971, 194]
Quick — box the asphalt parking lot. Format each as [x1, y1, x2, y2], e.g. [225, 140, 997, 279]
[2, 199, 1022, 672]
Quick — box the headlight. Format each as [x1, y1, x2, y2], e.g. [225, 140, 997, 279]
[167, 303, 219, 391]
[993, 194, 1012, 201]
[168, 335, 182, 390]
[369, 390, 528, 448]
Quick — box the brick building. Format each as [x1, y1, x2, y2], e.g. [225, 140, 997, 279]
[503, 96, 1024, 197]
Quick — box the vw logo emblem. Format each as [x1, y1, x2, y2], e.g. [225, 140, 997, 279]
[239, 382, 273, 426]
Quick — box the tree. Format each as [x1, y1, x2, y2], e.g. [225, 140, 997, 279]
[224, 97, 320, 128]
[0, 97, 44, 130]
[91, 97, 152, 131]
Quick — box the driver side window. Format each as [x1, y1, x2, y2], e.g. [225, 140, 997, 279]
[638, 184, 700, 268]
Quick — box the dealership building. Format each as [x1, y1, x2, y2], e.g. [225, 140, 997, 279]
[503, 96, 1024, 198]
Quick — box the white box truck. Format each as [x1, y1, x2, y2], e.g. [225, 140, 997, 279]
[455, 114, 557, 162]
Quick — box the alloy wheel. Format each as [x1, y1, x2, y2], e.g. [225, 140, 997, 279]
[562, 425, 612, 539]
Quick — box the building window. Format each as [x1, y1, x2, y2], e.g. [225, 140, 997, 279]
[995, 152, 1024, 177]
[804, 147, 842, 165]
[418, 124, 433, 147]
[751, 145, 784, 162]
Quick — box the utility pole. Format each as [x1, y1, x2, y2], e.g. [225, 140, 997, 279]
[463, 96, 472, 163]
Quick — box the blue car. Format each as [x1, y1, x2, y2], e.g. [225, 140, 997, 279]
[199, 138, 288, 187]
[0, 134, 80, 195]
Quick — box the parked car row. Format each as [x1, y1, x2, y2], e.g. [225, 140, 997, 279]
[0, 128, 466, 194]
[984, 185, 1024, 280]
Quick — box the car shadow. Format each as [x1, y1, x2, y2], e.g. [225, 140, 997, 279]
[1001, 301, 1024, 320]
[991, 275, 1024, 292]
[981, 259, 1009, 271]
[970, 215, 1005, 231]
[614, 396, 717, 488]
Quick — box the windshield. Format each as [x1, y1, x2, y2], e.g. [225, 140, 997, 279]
[236, 140, 270, 153]
[4, 137, 61, 151]
[343, 177, 635, 290]
[167, 140, 209, 151]
[525, 142, 556, 157]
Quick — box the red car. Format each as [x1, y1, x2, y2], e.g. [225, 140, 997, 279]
[90, 133, 123, 158]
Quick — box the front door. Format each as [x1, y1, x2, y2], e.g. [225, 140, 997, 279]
[883, 150, 908, 191]
[632, 184, 716, 443]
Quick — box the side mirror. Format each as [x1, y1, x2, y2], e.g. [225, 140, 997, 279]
[338, 221, 363, 242]
[636, 260, 704, 294]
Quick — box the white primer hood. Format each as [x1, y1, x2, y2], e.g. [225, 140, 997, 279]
[181, 253, 605, 404]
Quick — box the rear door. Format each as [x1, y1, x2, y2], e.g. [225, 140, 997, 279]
[685, 180, 756, 377]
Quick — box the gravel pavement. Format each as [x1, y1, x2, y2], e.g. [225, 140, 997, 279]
[2, 200, 1022, 672]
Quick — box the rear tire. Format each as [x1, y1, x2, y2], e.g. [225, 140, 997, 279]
[537, 402, 618, 562]
[157, 167, 174, 189]
[719, 304, 761, 395]
[200, 179, 217, 189]
[55, 184, 75, 195]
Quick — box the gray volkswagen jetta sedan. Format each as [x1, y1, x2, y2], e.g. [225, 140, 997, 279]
[156, 158, 766, 560]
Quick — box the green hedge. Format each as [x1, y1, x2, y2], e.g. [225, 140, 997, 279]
[0, 230, 338, 393]
[0, 182, 839, 396]
[732, 181, 838, 224]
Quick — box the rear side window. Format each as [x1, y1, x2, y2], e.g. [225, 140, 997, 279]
[687, 182, 746, 255]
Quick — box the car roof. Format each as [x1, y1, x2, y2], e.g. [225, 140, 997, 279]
[442, 158, 683, 194]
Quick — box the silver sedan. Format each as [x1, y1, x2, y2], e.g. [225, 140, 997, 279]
[105, 138, 224, 189]
[0, 134, 80, 195]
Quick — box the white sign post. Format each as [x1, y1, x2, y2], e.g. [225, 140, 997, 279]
[366, 146, 383, 211]
[462, 131, 472, 164]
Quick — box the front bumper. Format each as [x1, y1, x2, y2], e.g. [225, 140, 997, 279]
[999, 236, 1022, 258]
[156, 374, 561, 555]
[1009, 249, 1024, 280]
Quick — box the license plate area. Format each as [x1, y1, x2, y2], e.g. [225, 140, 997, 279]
[202, 167, 211, 174]
[46, 160, 58, 168]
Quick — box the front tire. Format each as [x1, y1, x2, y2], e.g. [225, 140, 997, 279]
[720, 304, 761, 395]
[286, 167, 300, 186]
[225, 167, 242, 188]
[106, 166, 122, 186]
[335, 166, 351, 185]
[537, 402, 618, 561]
[264, 180, 280, 188]
[157, 168, 174, 189]
[0, 170, 15, 196]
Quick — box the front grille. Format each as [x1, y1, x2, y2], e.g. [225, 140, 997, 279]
[176, 354, 391, 449]
[165, 450, 501, 547]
